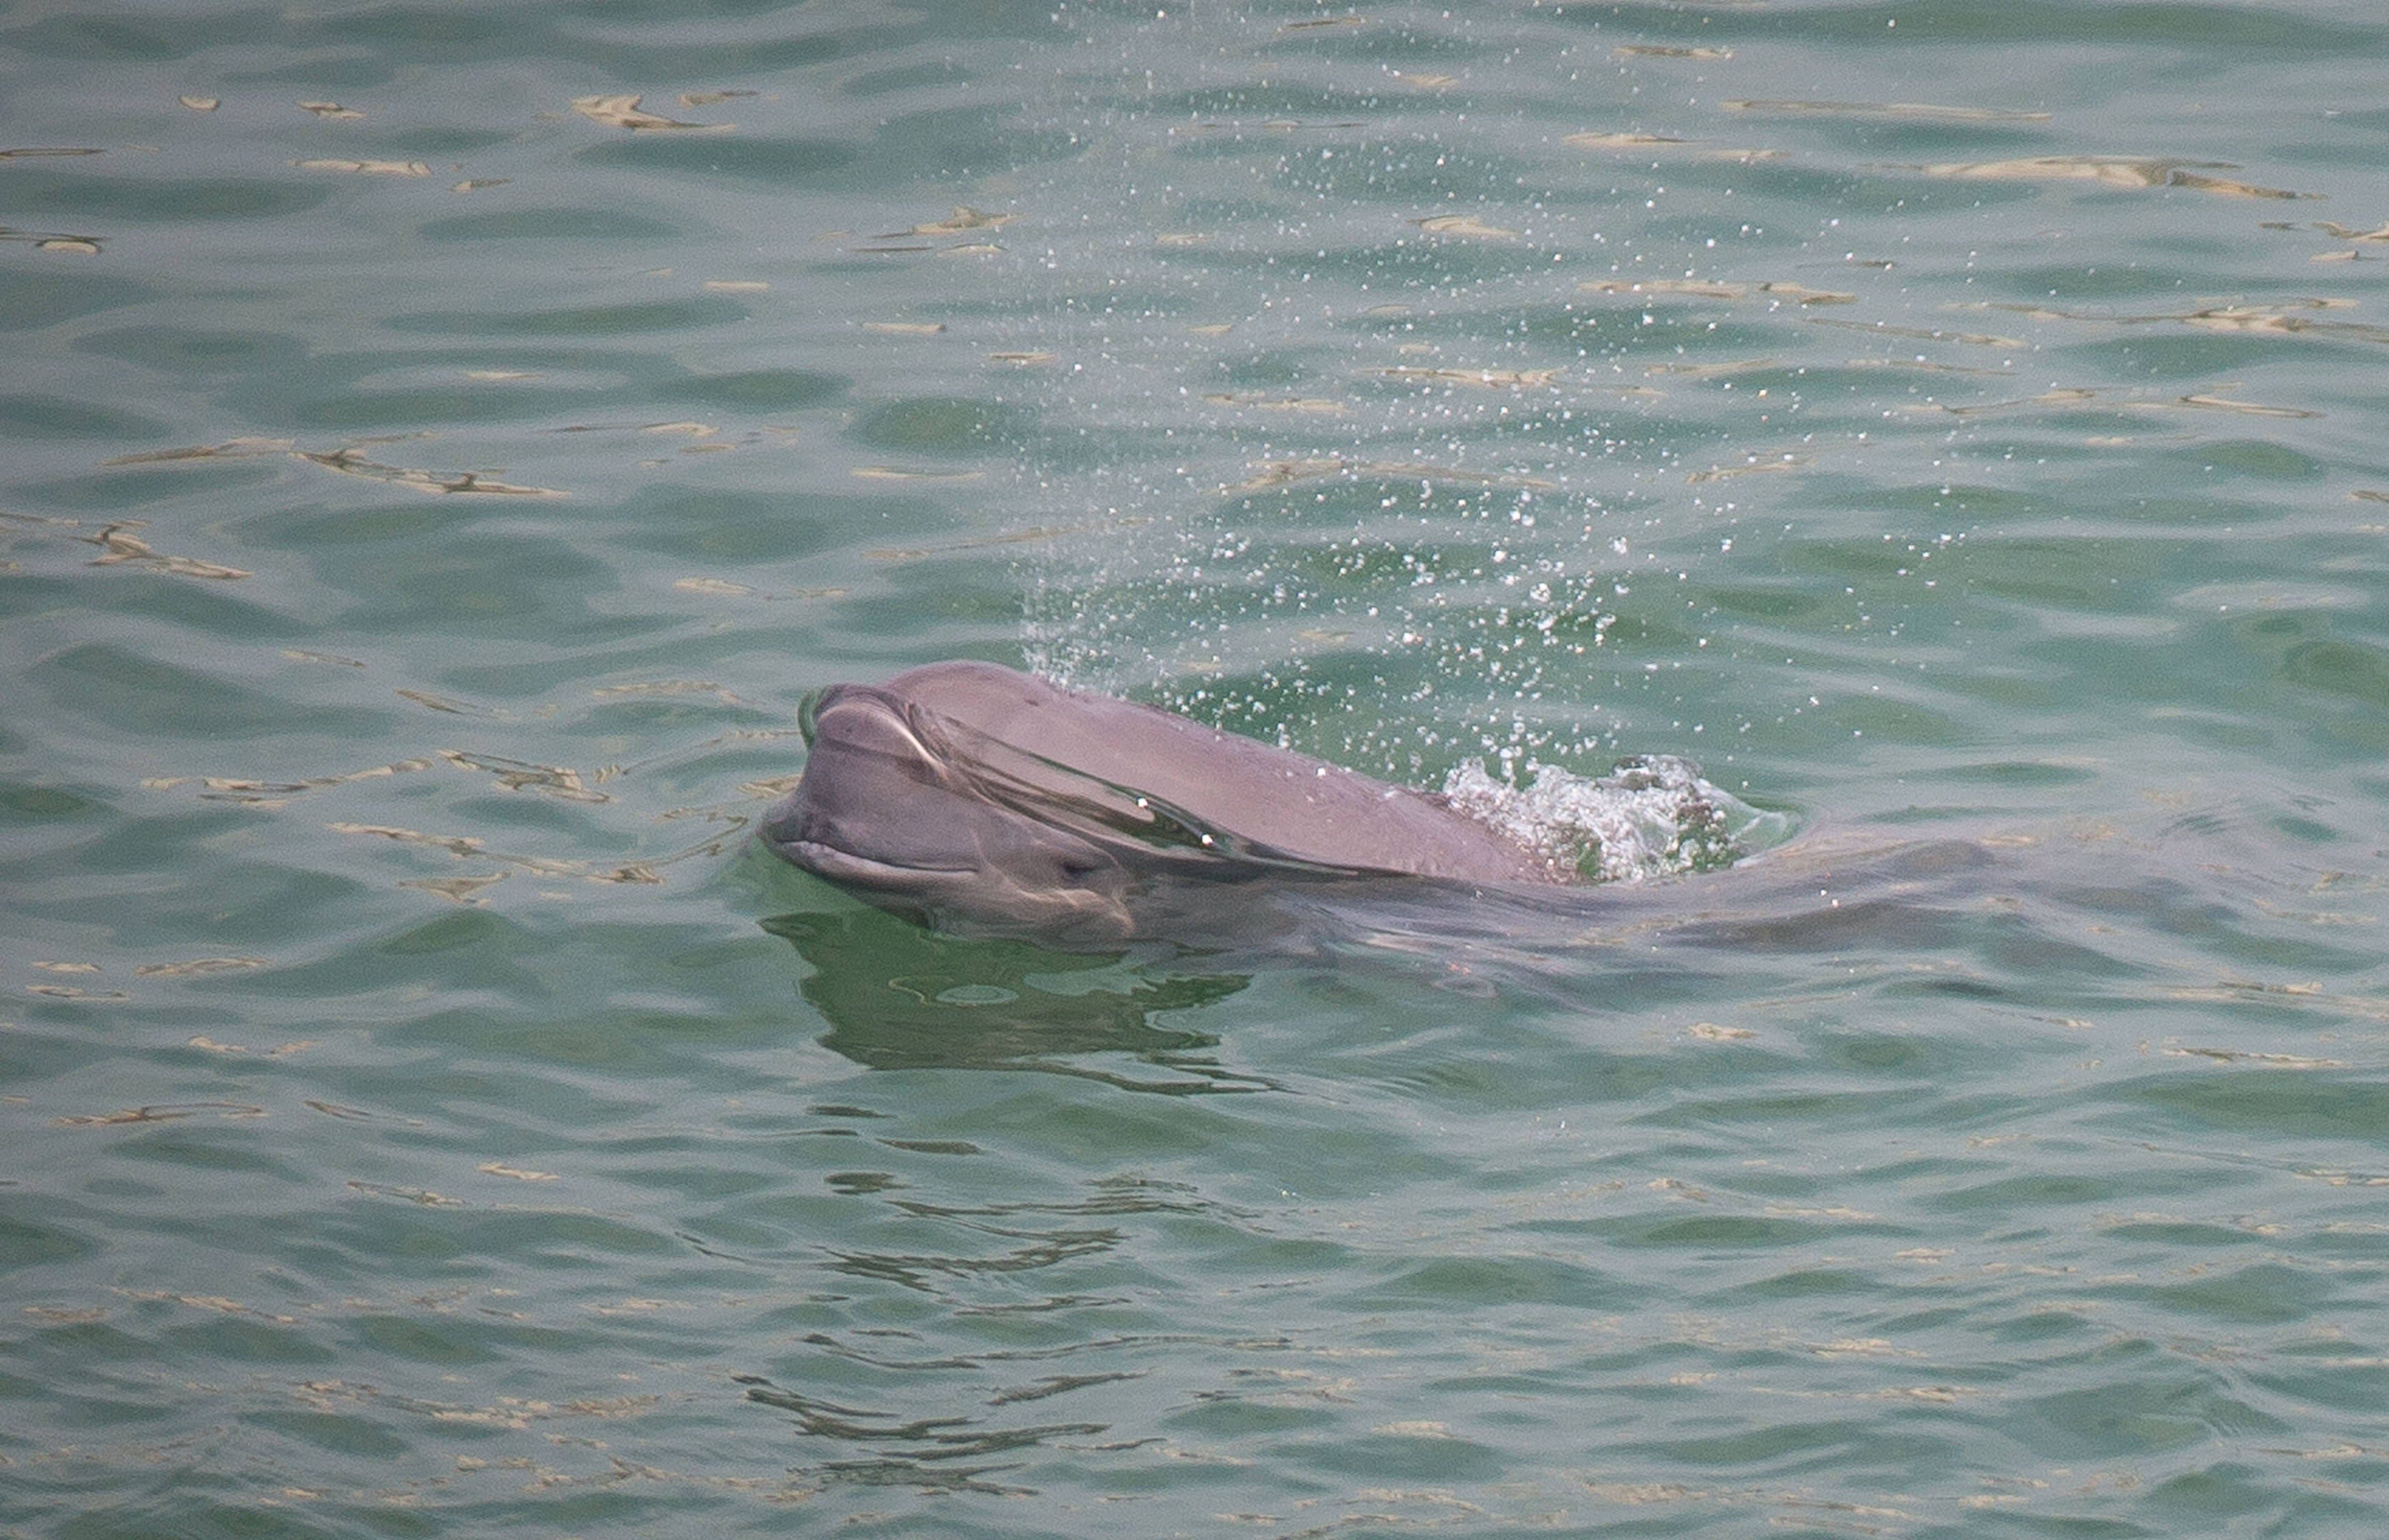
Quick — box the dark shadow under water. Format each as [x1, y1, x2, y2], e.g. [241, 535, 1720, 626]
[760, 908, 1266, 1092]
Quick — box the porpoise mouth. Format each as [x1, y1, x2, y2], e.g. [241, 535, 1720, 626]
[775, 833, 977, 888]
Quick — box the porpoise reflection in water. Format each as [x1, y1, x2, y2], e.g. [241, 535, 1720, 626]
[760, 659, 1775, 943]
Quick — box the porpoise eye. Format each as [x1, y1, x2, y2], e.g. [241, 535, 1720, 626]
[1059, 858, 1102, 882]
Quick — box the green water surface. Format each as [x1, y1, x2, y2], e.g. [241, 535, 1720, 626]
[5, 2, 2389, 1535]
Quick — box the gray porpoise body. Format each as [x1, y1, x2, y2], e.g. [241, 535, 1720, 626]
[761, 661, 1558, 939]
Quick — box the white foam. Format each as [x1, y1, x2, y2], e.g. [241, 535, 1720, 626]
[1442, 755, 1794, 884]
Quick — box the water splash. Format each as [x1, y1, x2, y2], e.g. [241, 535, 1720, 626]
[1442, 754, 1794, 884]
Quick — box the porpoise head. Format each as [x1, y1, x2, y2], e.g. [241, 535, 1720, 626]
[762, 681, 1145, 939]
[762, 661, 1567, 942]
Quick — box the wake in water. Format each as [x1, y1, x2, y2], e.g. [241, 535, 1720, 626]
[1442, 755, 1797, 884]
